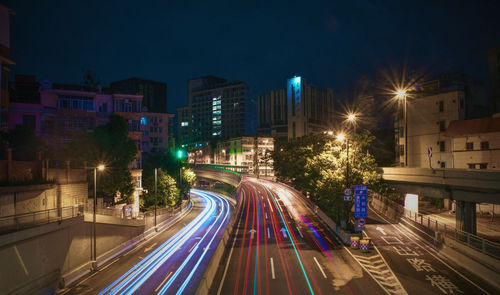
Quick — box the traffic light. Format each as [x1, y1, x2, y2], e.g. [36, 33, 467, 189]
[177, 150, 185, 159]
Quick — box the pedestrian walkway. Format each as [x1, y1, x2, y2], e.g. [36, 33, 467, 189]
[419, 202, 500, 243]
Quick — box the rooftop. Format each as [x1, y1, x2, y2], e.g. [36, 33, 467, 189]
[444, 117, 500, 137]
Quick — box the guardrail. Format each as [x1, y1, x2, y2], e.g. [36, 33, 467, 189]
[404, 208, 500, 259]
[0, 205, 84, 234]
[370, 193, 500, 260]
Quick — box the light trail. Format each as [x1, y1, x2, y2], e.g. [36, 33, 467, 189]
[157, 191, 231, 294]
[99, 189, 228, 295]
[263, 185, 316, 295]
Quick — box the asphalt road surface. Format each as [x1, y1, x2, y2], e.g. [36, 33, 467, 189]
[357, 201, 498, 295]
[59, 189, 231, 295]
[212, 177, 385, 295]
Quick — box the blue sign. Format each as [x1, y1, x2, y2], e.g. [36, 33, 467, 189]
[354, 184, 367, 218]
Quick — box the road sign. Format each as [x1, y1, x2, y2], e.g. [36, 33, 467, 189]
[354, 184, 368, 218]
[344, 188, 352, 196]
[428, 147, 433, 158]
[344, 195, 352, 201]
[357, 217, 366, 226]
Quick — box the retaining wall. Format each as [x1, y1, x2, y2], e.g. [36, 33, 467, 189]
[0, 201, 192, 295]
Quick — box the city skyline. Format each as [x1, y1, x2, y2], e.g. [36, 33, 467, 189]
[3, 0, 500, 114]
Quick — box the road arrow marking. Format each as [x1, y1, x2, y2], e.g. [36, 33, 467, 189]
[249, 229, 257, 239]
[267, 227, 270, 239]
[280, 227, 287, 239]
[144, 242, 157, 253]
[270, 258, 276, 279]
[376, 226, 387, 235]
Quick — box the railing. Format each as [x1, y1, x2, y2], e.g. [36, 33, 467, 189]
[403, 209, 500, 260]
[0, 205, 84, 234]
[370, 193, 500, 259]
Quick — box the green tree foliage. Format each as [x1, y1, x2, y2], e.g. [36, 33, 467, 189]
[272, 130, 395, 226]
[142, 169, 179, 210]
[180, 168, 196, 198]
[67, 115, 138, 203]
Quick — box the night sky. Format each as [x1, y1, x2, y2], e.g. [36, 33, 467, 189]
[3, 0, 500, 113]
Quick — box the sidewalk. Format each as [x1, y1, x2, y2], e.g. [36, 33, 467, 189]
[420, 203, 500, 243]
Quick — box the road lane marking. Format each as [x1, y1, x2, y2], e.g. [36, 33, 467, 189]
[144, 242, 158, 253]
[265, 212, 268, 219]
[155, 271, 173, 292]
[14, 246, 28, 276]
[267, 227, 270, 239]
[369, 204, 490, 295]
[313, 257, 327, 278]
[270, 257, 276, 279]
[188, 242, 198, 253]
[376, 226, 387, 235]
[297, 226, 304, 238]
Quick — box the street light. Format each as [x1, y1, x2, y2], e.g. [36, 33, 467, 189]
[396, 89, 408, 167]
[92, 164, 105, 269]
[346, 113, 357, 133]
[154, 168, 158, 230]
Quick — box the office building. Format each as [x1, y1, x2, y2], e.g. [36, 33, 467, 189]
[189, 136, 274, 176]
[141, 112, 174, 154]
[177, 106, 190, 149]
[110, 77, 167, 114]
[258, 76, 334, 139]
[180, 76, 254, 149]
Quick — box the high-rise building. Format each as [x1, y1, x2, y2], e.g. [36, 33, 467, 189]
[258, 76, 334, 139]
[180, 76, 254, 149]
[110, 78, 167, 113]
[0, 4, 15, 130]
[141, 112, 174, 154]
[177, 106, 190, 149]
[486, 47, 500, 112]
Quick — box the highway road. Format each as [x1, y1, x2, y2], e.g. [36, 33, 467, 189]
[212, 177, 385, 295]
[59, 189, 231, 295]
[357, 203, 498, 295]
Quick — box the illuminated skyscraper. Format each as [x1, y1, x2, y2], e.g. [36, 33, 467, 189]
[258, 76, 334, 139]
[179, 76, 255, 149]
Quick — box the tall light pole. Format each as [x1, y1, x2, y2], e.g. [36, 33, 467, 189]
[92, 164, 105, 269]
[397, 89, 407, 167]
[154, 168, 158, 230]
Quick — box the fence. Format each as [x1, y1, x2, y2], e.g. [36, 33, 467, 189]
[370, 193, 500, 260]
[0, 205, 84, 234]
[404, 209, 500, 260]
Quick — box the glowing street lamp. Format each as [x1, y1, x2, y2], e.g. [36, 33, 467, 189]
[92, 163, 105, 268]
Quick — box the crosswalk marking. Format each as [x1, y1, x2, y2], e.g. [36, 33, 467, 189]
[351, 254, 407, 295]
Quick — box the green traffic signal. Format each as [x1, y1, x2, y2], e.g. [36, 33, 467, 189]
[177, 150, 184, 159]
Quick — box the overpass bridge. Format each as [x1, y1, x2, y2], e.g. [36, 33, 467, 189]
[381, 167, 500, 234]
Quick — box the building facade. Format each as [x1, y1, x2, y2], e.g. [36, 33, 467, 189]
[258, 76, 334, 140]
[394, 75, 475, 168]
[180, 76, 254, 149]
[189, 136, 274, 176]
[444, 116, 500, 170]
[110, 77, 167, 114]
[141, 112, 174, 154]
[177, 106, 190, 149]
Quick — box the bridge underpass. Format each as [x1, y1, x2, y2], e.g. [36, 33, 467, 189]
[381, 167, 500, 235]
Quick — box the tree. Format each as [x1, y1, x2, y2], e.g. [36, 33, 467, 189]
[142, 169, 179, 210]
[272, 130, 395, 229]
[66, 115, 138, 203]
[180, 168, 196, 198]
